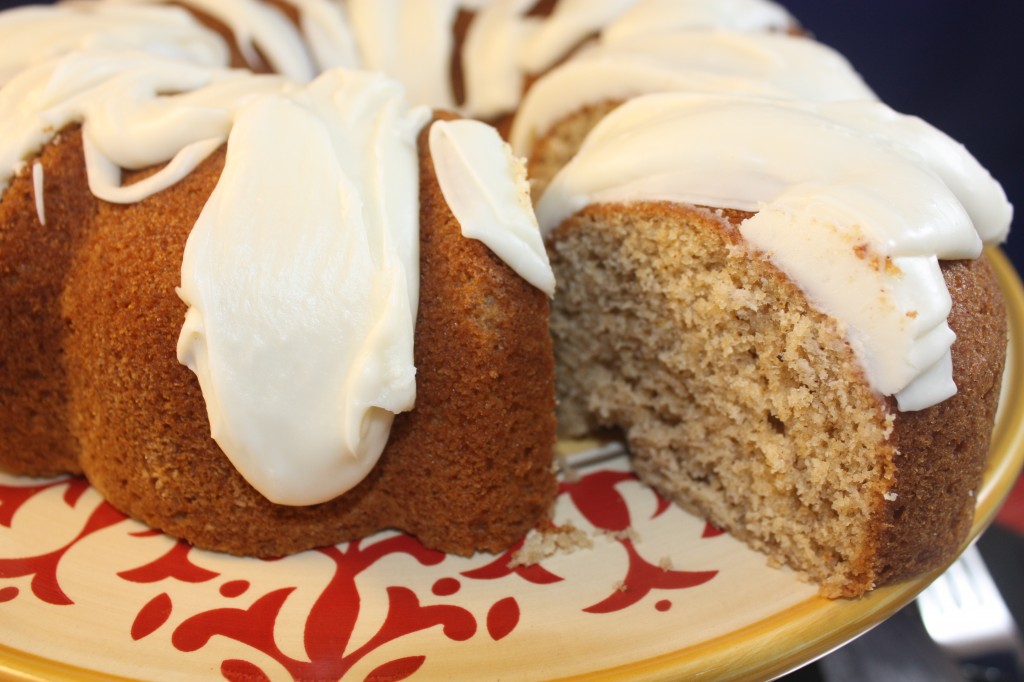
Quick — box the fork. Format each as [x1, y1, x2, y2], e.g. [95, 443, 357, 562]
[917, 543, 1024, 682]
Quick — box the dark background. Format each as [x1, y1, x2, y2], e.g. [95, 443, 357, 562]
[778, 0, 1023, 272]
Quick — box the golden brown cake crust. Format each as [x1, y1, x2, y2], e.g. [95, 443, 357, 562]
[872, 256, 1007, 586]
[6, 120, 556, 558]
[0, 132, 93, 477]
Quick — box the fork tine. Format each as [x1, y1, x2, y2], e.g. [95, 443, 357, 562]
[919, 546, 1013, 652]
[923, 558, 959, 613]
[917, 544, 1024, 679]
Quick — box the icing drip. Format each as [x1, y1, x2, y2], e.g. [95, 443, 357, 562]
[0, 50, 284, 199]
[509, 30, 874, 155]
[105, 0, 318, 80]
[287, 0, 361, 71]
[517, 0, 637, 74]
[0, 3, 228, 84]
[429, 119, 555, 295]
[178, 70, 430, 505]
[31, 160, 44, 225]
[346, 0, 461, 109]
[460, 0, 540, 119]
[537, 93, 1012, 410]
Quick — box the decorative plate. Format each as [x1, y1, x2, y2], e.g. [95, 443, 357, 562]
[3, 248, 1023, 682]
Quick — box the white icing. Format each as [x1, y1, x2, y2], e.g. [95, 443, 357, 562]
[178, 70, 430, 505]
[106, 0, 317, 80]
[461, 0, 636, 118]
[429, 119, 555, 295]
[346, 0, 460, 109]
[83, 135, 226, 204]
[31, 160, 44, 225]
[0, 3, 229, 84]
[602, 0, 794, 44]
[537, 93, 1012, 410]
[15, 0, 362, 80]
[509, 30, 874, 155]
[10, 0, 794, 123]
[519, 0, 637, 74]
[461, 0, 540, 119]
[463, 0, 794, 120]
[287, 0, 361, 72]
[0, 50, 284, 199]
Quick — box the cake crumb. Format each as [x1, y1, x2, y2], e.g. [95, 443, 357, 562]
[596, 527, 641, 543]
[509, 521, 644, 567]
[509, 521, 593, 567]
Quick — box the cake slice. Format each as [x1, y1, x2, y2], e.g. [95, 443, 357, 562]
[539, 93, 1010, 597]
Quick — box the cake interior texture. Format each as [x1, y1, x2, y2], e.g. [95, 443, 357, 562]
[526, 100, 621, 201]
[549, 202, 1006, 598]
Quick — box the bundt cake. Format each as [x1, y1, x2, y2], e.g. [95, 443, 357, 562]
[0, 0, 1014, 599]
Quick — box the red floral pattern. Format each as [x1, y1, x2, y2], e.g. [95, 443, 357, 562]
[0, 465, 723, 681]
